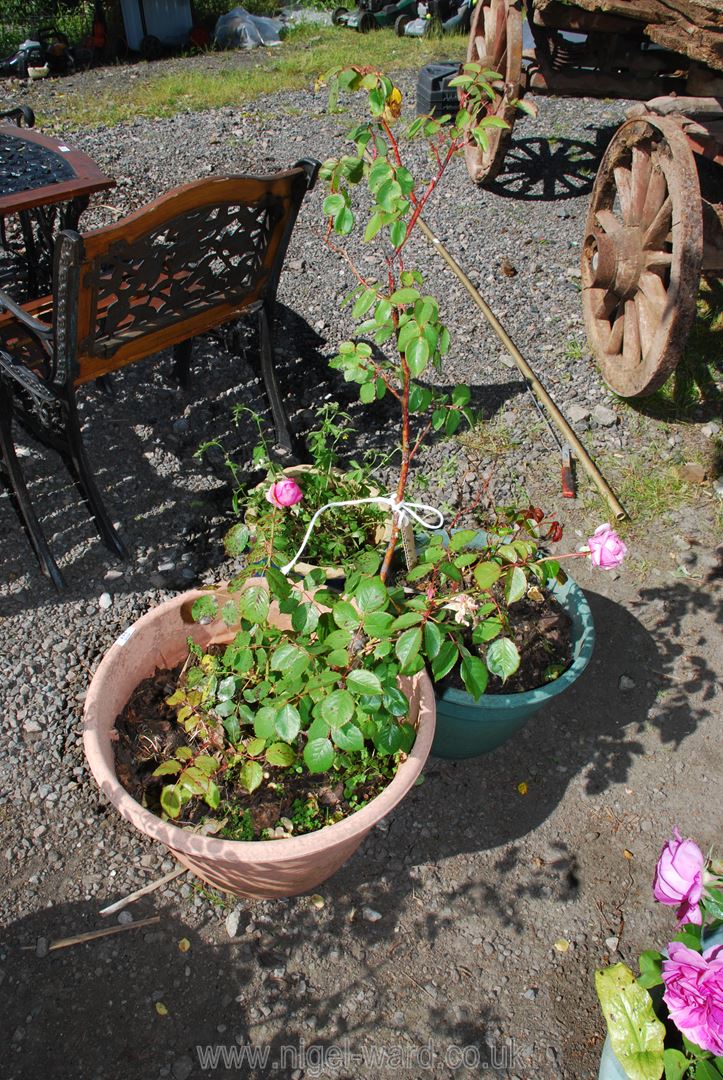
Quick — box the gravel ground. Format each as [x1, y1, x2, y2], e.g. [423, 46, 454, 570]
[1, 54, 722, 1080]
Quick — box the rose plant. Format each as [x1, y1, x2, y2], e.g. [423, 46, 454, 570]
[596, 829, 723, 1080]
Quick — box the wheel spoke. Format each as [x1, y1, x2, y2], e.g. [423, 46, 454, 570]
[591, 287, 618, 320]
[595, 209, 622, 235]
[473, 35, 486, 60]
[630, 145, 652, 225]
[613, 165, 632, 224]
[641, 167, 667, 228]
[635, 292, 655, 358]
[643, 195, 672, 250]
[622, 298, 641, 366]
[639, 270, 669, 318]
[645, 250, 673, 269]
[606, 307, 625, 354]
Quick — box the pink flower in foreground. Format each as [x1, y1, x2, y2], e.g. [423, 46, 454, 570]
[587, 524, 627, 569]
[265, 478, 303, 509]
[653, 827, 705, 925]
[662, 941, 723, 1055]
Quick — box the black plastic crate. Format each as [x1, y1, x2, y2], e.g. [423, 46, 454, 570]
[416, 61, 460, 117]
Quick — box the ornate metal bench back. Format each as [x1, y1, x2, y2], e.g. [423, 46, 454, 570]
[49, 166, 315, 387]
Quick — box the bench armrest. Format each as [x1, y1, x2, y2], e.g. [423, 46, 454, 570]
[0, 347, 56, 406]
[0, 288, 53, 338]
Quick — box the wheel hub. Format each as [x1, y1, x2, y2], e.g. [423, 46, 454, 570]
[587, 224, 645, 301]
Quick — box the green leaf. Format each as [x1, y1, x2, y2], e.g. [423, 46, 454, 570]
[703, 889, 723, 921]
[152, 760, 182, 777]
[221, 601, 239, 627]
[395, 627, 422, 672]
[320, 689, 355, 728]
[217, 674, 237, 701]
[291, 602, 319, 635]
[473, 561, 502, 590]
[303, 737, 335, 774]
[663, 1049, 692, 1080]
[334, 206, 354, 235]
[389, 219, 406, 249]
[637, 951, 664, 990]
[223, 714, 241, 744]
[204, 781, 221, 810]
[270, 642, 309, 680]
[239, 585, 269, 624]
[332, 601, 360, 631]
[355, 577, 388, 613]
[693, 1063, 723, 1080]
[194, 755, 218, 776]
[374, 719, 403, 755]
[505, 566, 527, 605]
[360, 381, 375, 404]
[423, 620, 442, 660]
[224, 523, 250, 557]
[460, 655, 489, 700]
[406, 335, 430, 377]
[389, 287, 420, 306]
[431, 641, 459, 681]
[323, 193, 345, 216]
[253, 706, 277, 739]
[245, 737, 266, 757]
[392, 611, 424, 631]
[352, 288, 377, 319]
[486, 638, 521, 682]
[265, 742, 296, 767]
[595, 964, 665, 1080]
[191, 595, 217, 623]
[275, 704, 301, 741]
[264, 565, 291, 600]
[382, 685, 409, 717]
[346, 668, 383, 695]
[160, 785, 182, 819]
[239, 761, 264, 793]
[363, 611, 395, 638]
[448, 528, 478, 552]
[332, 722, 364, 752]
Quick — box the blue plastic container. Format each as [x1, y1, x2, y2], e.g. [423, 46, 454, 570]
[431, 574, 595, 759]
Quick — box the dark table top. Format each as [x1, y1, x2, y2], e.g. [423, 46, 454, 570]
[0, 124, 115, 216]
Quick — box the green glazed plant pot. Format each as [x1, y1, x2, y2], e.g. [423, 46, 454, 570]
[431, 575, 595, 759]
[597, 924, 723, 1079]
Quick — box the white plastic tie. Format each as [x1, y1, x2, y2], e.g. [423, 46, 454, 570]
[279, 494, 444, 576]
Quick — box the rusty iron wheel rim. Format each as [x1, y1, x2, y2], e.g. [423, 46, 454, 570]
[581, 115, 703, 398]
[462, 0, 523, 186]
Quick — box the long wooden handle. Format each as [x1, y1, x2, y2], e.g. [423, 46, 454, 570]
[417, 217, 627, 520]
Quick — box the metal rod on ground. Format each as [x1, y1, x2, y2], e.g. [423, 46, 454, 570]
[417, 217, 627, 521]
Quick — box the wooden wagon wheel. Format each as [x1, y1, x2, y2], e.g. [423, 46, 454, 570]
[462, 0, 523, 185]
[581, 115, 703, 397]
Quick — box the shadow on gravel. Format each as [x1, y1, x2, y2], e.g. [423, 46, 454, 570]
[487, 127, 617, 202]
[1, 893, 503, 1080]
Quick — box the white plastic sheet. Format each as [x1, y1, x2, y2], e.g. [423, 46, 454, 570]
[214, 6, 284, 48]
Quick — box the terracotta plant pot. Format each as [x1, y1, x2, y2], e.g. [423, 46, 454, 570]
[83, 587, 436, 900]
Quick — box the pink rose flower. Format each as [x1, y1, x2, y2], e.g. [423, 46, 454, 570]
[653, 827, 705, 925]
[587, 524, 627, 569]
[265, 478, 303, 509]
[662, 941, 723, 1055]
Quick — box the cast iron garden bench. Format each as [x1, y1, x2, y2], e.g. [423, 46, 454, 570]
[0, 159, 319, 589]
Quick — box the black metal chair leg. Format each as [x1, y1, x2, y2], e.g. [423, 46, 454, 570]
[0, 393, 66, 589]
[61, 396, 127, 559]
[172, 338, 193, 389]
[258, 302, 295, 456]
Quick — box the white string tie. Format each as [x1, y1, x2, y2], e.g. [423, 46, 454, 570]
[279, 494, 444, 576]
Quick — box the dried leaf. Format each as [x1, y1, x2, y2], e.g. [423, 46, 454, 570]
[554, 938, 570, 953]
[178, 938, 191, 953]
[310, 894, 325, 909]
[624, 849, 634, 860]
[517, 781, 528, 796]
[155, 1002, 168, 1016]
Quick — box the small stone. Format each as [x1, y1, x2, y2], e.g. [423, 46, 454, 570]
[23, 719, 42, 733]
[172, 418, 190, 435]
[104, 569, 124, 582]
[523, 987, 538, 1000]
[362, 907, 382, 923]
[605, 936, 619, 952]
[99, 592, 112, 610]
[619, 675, 636, 691]
[567, 404, 590, 425]
[117, 910, 134, 925]
[225, 908, 241, 938]
[701, 422, 720, 439]
[172, 1056, 193, 1080]
[592, 405, 617, 427]
[679, 462, 707, 484]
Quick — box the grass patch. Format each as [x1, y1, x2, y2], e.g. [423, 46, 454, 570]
[46, 26, 467, 130]
[628, 279, 723, 421]
[585, 454, 706, 535]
